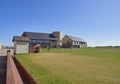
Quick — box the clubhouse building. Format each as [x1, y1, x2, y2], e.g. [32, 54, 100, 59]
[13, 31, 87, 53]
[22, 31, 62, 48]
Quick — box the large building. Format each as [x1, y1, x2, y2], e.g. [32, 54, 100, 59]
[62, 35, 87, 48]
[13, 31, 87, 54]
[22, 31, 62, 48]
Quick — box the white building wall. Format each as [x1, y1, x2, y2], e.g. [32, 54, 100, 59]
[15, 42, 29, 54]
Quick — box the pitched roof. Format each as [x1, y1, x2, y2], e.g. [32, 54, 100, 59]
[13, 36, 30, 42]
[66, 35, 86, 42]
[22, 32, 57, 40]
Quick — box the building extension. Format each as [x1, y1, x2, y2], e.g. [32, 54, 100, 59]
[62, 35, 87, 48]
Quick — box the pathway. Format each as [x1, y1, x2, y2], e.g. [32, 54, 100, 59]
[0, 56, 6, 84]
[0, 49, 13, 84]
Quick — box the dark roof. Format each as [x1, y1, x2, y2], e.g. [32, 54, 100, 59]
[66, 35, 86, 42]
[22, 32, 57, 40]
[13, 36, 30, 42]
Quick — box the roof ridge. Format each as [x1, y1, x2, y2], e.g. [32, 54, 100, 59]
[24, 31, 51, 34]
[66, 34, 82, 39]
[66, 35, 85, 42]
[23, 31, 57, 40]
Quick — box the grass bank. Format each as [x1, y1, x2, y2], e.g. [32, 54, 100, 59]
[16, 48, 120, 84]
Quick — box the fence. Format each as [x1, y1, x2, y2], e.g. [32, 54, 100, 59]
[6, 51, 23, 84]
[6, 50, 37, 84]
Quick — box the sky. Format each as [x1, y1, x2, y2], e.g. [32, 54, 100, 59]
[0, 0, 120, 46]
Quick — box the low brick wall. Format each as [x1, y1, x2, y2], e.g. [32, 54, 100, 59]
[6, 52, 23, 84]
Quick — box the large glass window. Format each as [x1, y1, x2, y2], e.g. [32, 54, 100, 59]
[31, 40, 36, 43]
[75, 41, 77, 45]
[39, 40, 43, 43]
[44, 40, 50, 44]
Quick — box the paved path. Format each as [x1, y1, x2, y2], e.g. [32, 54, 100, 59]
[0, 56, 6, 84]
[0, 49, 14, 56]
[0, 49, 13, 84]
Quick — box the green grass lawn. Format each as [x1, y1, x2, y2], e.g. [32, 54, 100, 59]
[16, 48, 120, 84]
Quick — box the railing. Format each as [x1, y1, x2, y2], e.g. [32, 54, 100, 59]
[6, 50, 23, 84]
[6, 50, 37, 84]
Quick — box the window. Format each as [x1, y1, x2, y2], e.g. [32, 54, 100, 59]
[75, 41, 77, 45]
[31, 40, 36, 43]
[73, 41, 77, 45]
[39, 40, 43, 43]
[73, 41, 74, 45]
[44, 40, 50, 44]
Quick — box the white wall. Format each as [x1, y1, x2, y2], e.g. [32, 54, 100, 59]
[15, 42, 29, 54]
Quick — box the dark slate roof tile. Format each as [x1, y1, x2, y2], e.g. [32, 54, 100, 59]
[13, 36, 30, 42]
[22, 32, 57, 40]
[66, 35, 86, 42]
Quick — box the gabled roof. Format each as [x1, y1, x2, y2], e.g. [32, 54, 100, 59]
[22, 32, 57, 40]
[13, 36, 30, 42]
[66, 35, 86, 42]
